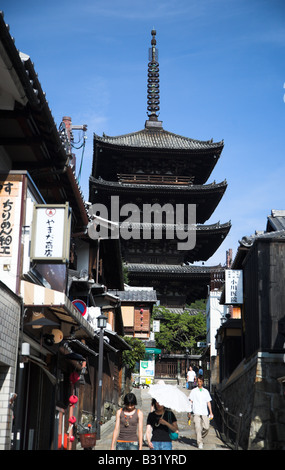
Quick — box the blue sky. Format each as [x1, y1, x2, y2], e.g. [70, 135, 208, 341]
[1, 0, 285, 266]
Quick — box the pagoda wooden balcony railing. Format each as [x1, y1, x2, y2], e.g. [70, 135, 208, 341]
[117, 174, 194, 185]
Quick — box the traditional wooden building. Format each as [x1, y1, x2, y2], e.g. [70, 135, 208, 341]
[0, 13, 129, 451]
[109, 287, 157, 339]
[216, 210, 285, 449]
[89, 29, 230, 308]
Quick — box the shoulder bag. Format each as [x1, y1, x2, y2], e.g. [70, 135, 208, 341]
[168, 411, 179, 440]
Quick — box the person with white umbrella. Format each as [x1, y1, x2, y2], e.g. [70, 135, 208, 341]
[146, 399, 178, 451]
[148, 381, 193, 413]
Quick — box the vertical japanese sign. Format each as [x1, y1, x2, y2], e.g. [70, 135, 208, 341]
[30, 203, 71, 263]
[152, 320, 160, 332]
[0, 180, 19, 256]
[225, 269, 243, 304]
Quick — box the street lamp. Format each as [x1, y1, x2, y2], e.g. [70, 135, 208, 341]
[96, 311, 107, 439]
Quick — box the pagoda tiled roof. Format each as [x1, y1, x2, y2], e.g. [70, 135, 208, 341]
[94, 128, 224, 152]
[119, 221, 231, 232]
[90, 176, 227, 192]
[125, 263, 224, 275]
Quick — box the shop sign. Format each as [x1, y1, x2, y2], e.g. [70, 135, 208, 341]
[30, 203, 71, 263]
[0, 180, 19, 256]
[225, 269, 243, 304]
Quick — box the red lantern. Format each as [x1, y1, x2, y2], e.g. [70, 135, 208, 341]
[69, 395, 78, 406]
[69, 416, 76, 424]
[69, 435, 75, 442]
[69, 372, 80, 384]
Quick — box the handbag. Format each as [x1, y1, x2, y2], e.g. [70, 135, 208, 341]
[169, 431, 179, 440]
[168, 411, 179, 440]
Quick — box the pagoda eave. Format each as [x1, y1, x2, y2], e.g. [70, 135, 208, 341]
[89, 176, 227, 193]
[125, 263, 224, 276]
[89, 176, 228, 224]
[93, 131, 224, 154]
[125, 263, 224, 306]
[119, 221, 231, 264]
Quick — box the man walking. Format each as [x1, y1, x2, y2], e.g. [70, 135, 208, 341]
[189, 376, 213, 449]
[187, 365, 196, 389]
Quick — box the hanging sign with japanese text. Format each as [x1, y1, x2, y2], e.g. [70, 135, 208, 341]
[30, 203, 71, 263]
[0, 180, 20, 257]
[225, 269, 243, 304]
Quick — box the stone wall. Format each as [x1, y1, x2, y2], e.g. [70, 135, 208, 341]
[218, 352, 285, 450]
[0, 282, 22, 450]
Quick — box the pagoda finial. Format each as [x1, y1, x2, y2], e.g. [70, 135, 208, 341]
[147, 29, 160, 122]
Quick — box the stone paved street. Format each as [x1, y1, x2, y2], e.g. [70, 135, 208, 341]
[91, 385, 231, 452]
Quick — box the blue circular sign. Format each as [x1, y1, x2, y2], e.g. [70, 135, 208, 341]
[72, 299, 87, 316]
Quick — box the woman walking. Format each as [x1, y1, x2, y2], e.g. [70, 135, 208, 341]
[111, 393, 143, 450]
[146, 399, 178, 450]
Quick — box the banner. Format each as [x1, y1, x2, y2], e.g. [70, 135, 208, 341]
[30, 203, 71, 263]
[225, 269, 243, 304]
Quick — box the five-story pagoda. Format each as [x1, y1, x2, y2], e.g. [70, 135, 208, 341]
[89, 30, 230, 308]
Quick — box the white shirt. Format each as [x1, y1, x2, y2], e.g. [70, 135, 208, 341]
[187, 370, 196, 382]
[189, 386, 212, 416]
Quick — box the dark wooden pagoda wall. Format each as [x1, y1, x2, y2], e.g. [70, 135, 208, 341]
[93, 145, 221, 186]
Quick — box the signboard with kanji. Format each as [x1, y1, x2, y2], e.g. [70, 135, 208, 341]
[225, 269, 243, 304]
[0, 180, 20, 257]
[30, 203, 71, 263]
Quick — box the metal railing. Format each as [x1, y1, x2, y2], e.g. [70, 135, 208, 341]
[118, 174, 194, 185]
[213, 390, 243, 450]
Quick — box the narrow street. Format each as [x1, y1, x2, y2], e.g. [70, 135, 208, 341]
[91, 385, 230, 452]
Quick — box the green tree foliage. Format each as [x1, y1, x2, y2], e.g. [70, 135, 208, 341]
[122, 262, 129, 284]
[152, 302, 206, 354]
[122, 336, 146, 371]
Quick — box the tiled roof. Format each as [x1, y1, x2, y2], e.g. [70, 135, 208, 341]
[266, 210, 285, 232]
[239, 210, 285, 248]
[125, 263, 223, 275]
[109, 289, 157, 302]
[90, 176, 227, 192]
[118, 221, 231, 232]
[239, 229, 285, 247]
[156, 307, 203, 316]
[94, 128, 223, 151]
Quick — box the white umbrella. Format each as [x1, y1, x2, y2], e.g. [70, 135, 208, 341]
[148, 383, 192, 413]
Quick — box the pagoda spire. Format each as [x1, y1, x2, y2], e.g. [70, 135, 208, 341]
[146, 29, 162, 128]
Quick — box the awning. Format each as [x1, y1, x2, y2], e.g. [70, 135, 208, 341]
[20, 280, 94, 338]
[103, 329, 132, 351]
[66, 339, 98, 358]
[145, 348, 162, 355]
[93, 333, 119, 353]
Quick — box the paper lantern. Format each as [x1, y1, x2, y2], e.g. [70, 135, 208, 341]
[68, 416, 76, 424]
[69, 371, 80, 384]
[52, 329, 63, 344]
[69, 395, 78, 406]
[31, 311, 45, 329]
